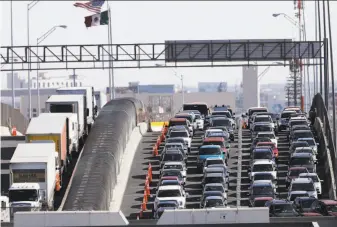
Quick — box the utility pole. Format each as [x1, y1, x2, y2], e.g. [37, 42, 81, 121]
[72, 69, 76, 87]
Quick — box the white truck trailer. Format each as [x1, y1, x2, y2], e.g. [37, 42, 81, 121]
[46, 94, 87, 143]
[38, 113, 80, 155]
[8, 143, 57, 212]
[56, 87, 97, 132]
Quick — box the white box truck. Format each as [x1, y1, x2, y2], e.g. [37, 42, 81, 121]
[56, 87, 97, 132]
[8, 143, 57, 212]
[46, 94, 87, 142]
[38, 113, 80, 155]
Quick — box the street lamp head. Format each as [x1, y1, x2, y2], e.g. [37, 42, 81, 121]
[59, 25, 67, 29]
[272, 13, 281, 17]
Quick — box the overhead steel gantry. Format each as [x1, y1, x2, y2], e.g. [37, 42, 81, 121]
[1, 39, 324, 71]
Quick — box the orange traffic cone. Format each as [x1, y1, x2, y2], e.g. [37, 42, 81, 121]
[11, 126, 17, 136]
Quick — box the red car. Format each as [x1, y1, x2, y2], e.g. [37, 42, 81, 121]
[256, 142, 279, 160]
[309, 200, 337, 216]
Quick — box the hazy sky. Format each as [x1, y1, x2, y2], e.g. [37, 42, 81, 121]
[1, 1, 336, 91]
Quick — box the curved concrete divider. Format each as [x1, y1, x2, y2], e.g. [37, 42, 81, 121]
[14, 211, 128, 227]
[109, 122, 148, 211]
[313, 118, 337, 199]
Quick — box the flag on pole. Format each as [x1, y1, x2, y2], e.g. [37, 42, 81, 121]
[74, 0, 105, 14]
[84, 10, 109, 27]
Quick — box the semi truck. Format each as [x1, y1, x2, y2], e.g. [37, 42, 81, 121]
[94, 90, 108, 113]
[8, 143, 57, 213]
[46, 94, 87, 142]
[56, 87, 97, 132]
[25, 115, 69, 179]
[38, 113, 80, 155]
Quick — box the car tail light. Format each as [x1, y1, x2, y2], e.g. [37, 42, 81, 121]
[222, 147, 227, 153]
[273, 148, 279, 157]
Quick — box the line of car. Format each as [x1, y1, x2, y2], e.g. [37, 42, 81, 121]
[243, 106, 337, 217]
[152, 106, 236, 219]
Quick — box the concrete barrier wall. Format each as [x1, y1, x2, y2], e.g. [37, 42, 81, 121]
[14, 211, 129, 227]
[313, 118, 337, 199]
[109, 123, 148, 211]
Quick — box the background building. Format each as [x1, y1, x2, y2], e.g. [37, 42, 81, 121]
[198, 82, 228, 92]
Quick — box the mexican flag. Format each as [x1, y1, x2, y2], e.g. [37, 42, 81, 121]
[84, 10, 109, 27]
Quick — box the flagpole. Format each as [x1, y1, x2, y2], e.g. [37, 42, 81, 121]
[108, 2, 115, 99]
[107, 1, 113, 100]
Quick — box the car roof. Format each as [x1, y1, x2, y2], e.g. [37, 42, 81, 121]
[212, 117, 229, 120]
[298, 137, 315, 141]
[204, 137, 224, 142]
[252, 181, 273, 186]
[293, 130, 312, 133]
[204, 183, 224, 187]
[289, 167, 308, 170]
[255, 115, 271, 118]
[206, 173, 224, 177]
[299, 173, 317, 177]
[158, 200, 179, 204]
[164, 161, 184, 165]
[291, 153, 312, 158]
[167, 137, 185, 141]
[158, 185, 182, 190]
[320, 200, 337, 205]
[206, 157, 224, 161]
[254, 197, 274, 201]
[165, 143, 183, 146]
[207, 129, 223, 132]
[200, 145, 221, 148]
[170, 118, 187, 122]
[205, 196, 224, 200]
[164, 150, 182, 154]
[254, 122, 272, 125]
[254, 172, 273, 176]
[289, 191, 309, 194]
[161, 179, 179, 183]
[258, 131, 274, 134]
[295, 147, 312, 150]
[253, 159, 274, 164]
[292, 178, 313, 183]
[203, 191, 223, 195]
[253, 148, 272, 152]
[270, 199, 292, 204]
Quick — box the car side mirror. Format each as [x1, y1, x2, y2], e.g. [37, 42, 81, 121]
[320, 180, 324, 182]
[226, 145, 230, 149]
[225, 189, 228, 192]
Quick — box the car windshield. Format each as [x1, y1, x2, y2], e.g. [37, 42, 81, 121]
[299, 175, 319, 182]
[170, 131, 188, 138]
[206, 159, 223, 166]
[250, 109, 267, 116]
[175, 115, 193, 123]
[162, 171, 182, 179]
[253, 164, 273, 172]
[300, 199, 316, 209]
[212, 119, 230, 127]
[254, 174, 274, 181]
[295, 148, 313, 154]
[254, 138, 272, 145]
[169, 121, 186, 127]
[326, 205, 337, 212]
[290, 157, 313, 165]
[208, 132, 225, 137]
[290, 193, 308, 201]
[291, 121, 307, 127]
[299, 139, 315, 146]
[273, 204, 296, 213]
[158, 189, 182, 197]
[205, 186, 224, 192]
[289, 169, 308, 177]
[253, 151, 272, 160]
[252, 186, 274, 195]
[294, 132, 313, 139]
[199, 147, 221, 155]
[163, 153, 184, 162]
[205, 199, 224, 207]
[281, 112, 296, 118]
[213, 112, 231, 118]
[254, 125, 273, 132]
[292, 142, 310, 150]
[167, 139, 185, 144]
[291, 183, 315, 191]
[164, 165, 183, 171]
[166, 144, 183, 149]
[8, 189, 38, 202]
[257, 133, 275, 139]
[255, 117, 272, 123]
[158, 202, 178, 208]
[203, 141, 224, 147]
[205, 177, 224, 184]
[195, 114, 201, 119]
[161, 180, 180, 186]
[254, 200, 269, 207]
